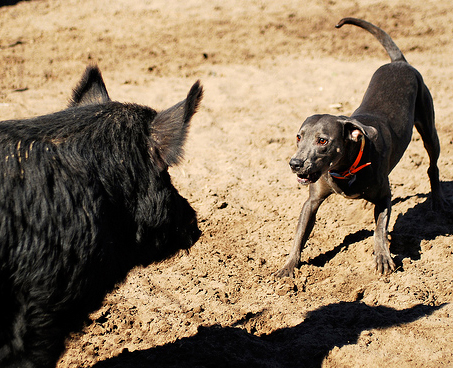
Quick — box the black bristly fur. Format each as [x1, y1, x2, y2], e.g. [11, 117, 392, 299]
[68, 65, 110, 106]
[0, 65, 203, 368]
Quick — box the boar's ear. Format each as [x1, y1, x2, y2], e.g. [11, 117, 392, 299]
[152, 80, 203, 168]
[69, 65, 110, 107]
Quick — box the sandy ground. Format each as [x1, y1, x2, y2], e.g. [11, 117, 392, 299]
[1, 0, 453, 367]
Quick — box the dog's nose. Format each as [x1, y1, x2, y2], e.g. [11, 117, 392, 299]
[289, 158, 304, 172]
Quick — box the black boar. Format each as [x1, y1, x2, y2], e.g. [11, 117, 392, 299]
[0, 66, 203, 368]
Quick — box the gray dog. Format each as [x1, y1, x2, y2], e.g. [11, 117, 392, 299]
[276, 18, 445, 278]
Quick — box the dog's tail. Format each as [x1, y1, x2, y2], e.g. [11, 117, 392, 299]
[336, 17, 407, 63]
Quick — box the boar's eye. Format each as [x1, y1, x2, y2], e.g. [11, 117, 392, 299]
[317, 137, 328, 146]
[296, 134, 301, 143]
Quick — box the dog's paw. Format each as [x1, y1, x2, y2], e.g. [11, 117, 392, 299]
[274, 265, 295, 278]
[374, 254, 396, 275]
[431, 194, 449, 213]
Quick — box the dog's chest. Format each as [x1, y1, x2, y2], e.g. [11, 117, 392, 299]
[327, 175, 365, 199]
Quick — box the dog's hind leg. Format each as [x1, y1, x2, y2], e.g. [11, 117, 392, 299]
[414, 84, 445, 211]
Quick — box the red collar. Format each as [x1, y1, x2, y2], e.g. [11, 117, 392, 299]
[329, 136, 371, 180]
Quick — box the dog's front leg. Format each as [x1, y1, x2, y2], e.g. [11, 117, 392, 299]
[276, 181, 332, 278]
[373, 194, 396, 274]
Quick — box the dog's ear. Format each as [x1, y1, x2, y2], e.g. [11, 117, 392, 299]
[339, 118, 378, 141]
[349, 129, 362, 142]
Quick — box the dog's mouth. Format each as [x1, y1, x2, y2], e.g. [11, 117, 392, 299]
[296, 172, 321, 185]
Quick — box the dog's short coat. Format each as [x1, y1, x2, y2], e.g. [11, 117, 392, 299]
[276, 18, 445, 278]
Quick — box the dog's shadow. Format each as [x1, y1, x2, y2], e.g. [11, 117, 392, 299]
[390, 180, 453, 268]
[301, 229, 373, 268]
[303, 181, 453, 269]
[91, 301, 444, 368]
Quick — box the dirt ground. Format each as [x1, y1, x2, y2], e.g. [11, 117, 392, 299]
[1, 0, 453, 367]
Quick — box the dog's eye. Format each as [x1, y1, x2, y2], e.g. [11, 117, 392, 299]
[317, 138, 328, 145]
[296, 134, 301, 142]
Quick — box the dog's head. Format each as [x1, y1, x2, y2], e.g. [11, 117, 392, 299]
[289, 115, 377, 185]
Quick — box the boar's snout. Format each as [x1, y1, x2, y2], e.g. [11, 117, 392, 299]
[188, 216, 201, 248]
[179, 199, 201, 250]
